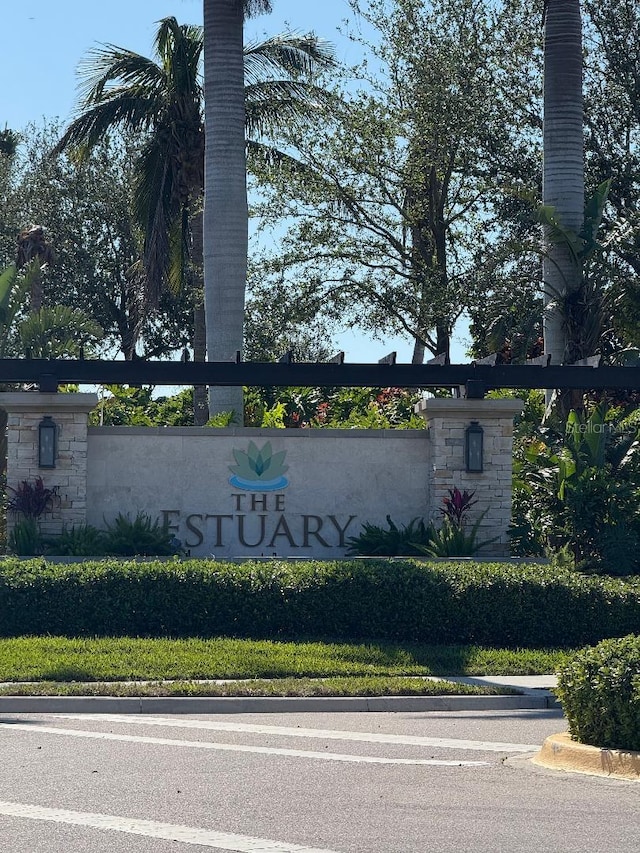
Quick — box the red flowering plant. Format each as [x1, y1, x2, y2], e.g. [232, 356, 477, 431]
[440, 487, 477, 527]
[414, 486, 498, 557]
[6, 477, 60, 557]
[7, 477, 58, 519]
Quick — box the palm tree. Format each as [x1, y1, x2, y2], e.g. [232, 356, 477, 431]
[542, 0, 584, 368]
[15, 225, 55, 313]
[53, 16, 207, 413]
[54, 13, 334, 421]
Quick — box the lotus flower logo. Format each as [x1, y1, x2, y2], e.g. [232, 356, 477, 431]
[229, 441, 289, 491]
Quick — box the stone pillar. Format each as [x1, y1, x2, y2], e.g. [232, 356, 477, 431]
[0, 392, 98, 539]
[415, 397, 523, 557]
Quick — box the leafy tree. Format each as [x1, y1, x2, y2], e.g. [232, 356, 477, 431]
[2, 122, 191, 360]
[582, 0, 640, 355]
[250, 0, 537, 363]
[469, 1, 640, 369]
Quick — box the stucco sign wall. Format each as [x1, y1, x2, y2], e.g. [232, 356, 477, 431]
[86, 427, 431, 558]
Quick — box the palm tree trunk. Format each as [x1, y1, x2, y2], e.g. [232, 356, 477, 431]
[203, 0, 247, 422]
[542, 0, 584, 368]
[30, 272, 43, 315]
[190, 207, 209, 425]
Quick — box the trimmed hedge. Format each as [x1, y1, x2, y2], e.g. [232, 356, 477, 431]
[0, 558, 639, 646]
[556, 635, 640, 751]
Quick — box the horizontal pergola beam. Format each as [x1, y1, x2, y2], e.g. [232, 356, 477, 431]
[0, 358, 639, 392]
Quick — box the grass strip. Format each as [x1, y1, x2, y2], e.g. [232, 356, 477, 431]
[0, 677, 518, 698]
[0, 637, 569, 682]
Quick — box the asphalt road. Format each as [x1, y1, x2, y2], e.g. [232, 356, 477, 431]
[0, 708, 637, 852]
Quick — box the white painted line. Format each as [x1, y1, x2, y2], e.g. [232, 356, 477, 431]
[51, 713, 539, 753]
[0, 723, 489, 766]
[0, 800, 340, 852]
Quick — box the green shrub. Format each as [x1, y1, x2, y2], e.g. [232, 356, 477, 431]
[556, 635, 640, 751]
[47, 524, 106, 557]
[512, 406, 640, 572]
[102, 512, 178, 556]
[346, 516, 433, 556]
[0, 559, 639, 645]
[8, 518, 42, 556]
[416, 514, 498, 557]
[413, 487, 498, 557]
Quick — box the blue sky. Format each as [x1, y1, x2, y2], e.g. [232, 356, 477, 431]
[2, 1, 468, 362]
[2, 1, 359, 132]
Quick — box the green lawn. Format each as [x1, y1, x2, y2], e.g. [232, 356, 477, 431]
[0, 636, 568, 683]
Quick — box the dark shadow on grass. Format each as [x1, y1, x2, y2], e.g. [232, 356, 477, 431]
[318, 641, 474, 674]
[37, 667, 100, 682]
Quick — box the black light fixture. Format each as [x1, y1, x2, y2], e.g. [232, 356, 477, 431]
[465, 420, 484, 473]
[38, 416, 57, 468]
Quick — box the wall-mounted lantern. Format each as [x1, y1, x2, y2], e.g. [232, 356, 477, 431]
[465, 420, 484, 473]
[38, 416, 57, 468]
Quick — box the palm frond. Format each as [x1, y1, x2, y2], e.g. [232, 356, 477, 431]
[0, 264, 18, 320]
[244, 0, 273, 19]
[53, 96, 161, 154]
[134, 137, 176, 305]
[247, 139, 316, 175]
[243, 33, 336, 82]
[18, 306, 103, 359]
[76, 47, 166, 104]
[155, 17, 203, 98]
[245, 81, 334, 136]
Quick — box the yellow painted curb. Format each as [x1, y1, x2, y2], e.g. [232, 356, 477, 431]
[532, 732, 640, 780]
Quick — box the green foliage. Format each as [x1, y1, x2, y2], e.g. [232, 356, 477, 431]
[18, 306, 103, 358]
[0, 262, 33, 357]
[245, 385, 424, 429]
[0, 558, 639, 647]
[406, 487, 499, 558]
[0, 676, 508, 699]
[2, 123, 192, 360]
[205, 410, 239, 427]
[417, 513, 498, 558]
[102, 512, 178, 557]
[90, 386, 195, 427]
[512, 405, 640, 572]
[7, 518, 42, 557]
[535, 179, 612, 270]
[556, 635, 640, 751]
[346, 516, 433, 557]
[251, 0, 532, 360]
[48, 524, 106, 557]
[260, 401, 287, 428]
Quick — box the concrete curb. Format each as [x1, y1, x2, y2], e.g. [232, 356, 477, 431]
[0, 692, 559, 715]
[532, 732, 640, 780]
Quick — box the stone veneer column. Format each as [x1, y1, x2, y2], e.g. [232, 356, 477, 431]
[0, 392, 98, 538]
[415, 397, 524, 557]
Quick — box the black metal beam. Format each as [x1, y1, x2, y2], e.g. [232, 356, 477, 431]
[1, 358, 640, 391]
